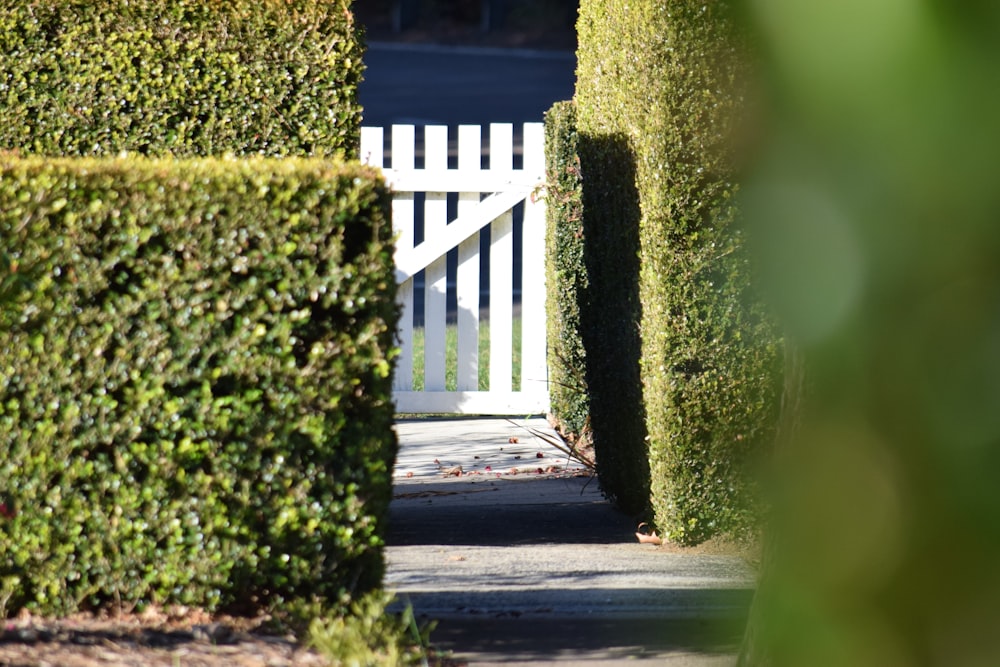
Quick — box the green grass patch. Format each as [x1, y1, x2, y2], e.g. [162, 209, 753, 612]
[308, 592, 439, 667]
[410, 317, 521, 391]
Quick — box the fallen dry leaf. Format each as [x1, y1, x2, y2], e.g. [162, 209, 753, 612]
[635, 522, 663, 546]
[442, 466, 463, 477]
[0, 610, 326, 667]
[536, 452, 544, 458]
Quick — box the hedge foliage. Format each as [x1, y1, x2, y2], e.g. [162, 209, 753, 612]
[543, 101, 590, 444]
[0, 0, 363, 158]
[576, 0, 781, 542]
[0, 156, 398, 616]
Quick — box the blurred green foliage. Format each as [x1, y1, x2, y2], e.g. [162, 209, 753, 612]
[0, 156, 398, 617]
[575, 0, 781, 538]
[0, 0, 363, 158]
[739, 2, 1000, 664]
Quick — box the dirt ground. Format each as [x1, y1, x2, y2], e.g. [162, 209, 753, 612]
[0, 608, 328, 667]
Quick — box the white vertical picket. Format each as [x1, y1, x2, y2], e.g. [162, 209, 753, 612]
[489, 123, 514, 393]
[391, 125, 415, 392]
[360, 126, 383, 168]
[455, 125, 481, 391]
[423, 126, 448, 391]
[521, 122, 548, 396]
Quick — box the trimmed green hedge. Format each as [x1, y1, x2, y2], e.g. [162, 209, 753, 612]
[0, 0, 363, 158]
[544, 101, 590, 444]
[0, 156, 398, 616]
[576, 0, 781, 542]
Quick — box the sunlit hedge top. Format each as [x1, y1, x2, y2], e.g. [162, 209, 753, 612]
[0, 0, 364, 158]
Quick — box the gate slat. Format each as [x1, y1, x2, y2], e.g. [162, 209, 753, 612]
[393, 391, 549, 415]
[456, 125, 481, 392]
[379, 170, 537, 192]
[489, 123, 514, 393]
[424, 126, 448, 391]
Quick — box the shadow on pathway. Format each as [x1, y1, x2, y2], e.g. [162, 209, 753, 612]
[387, 417, 754, 666]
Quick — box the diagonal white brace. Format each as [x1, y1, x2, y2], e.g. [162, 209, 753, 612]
[394, 186, 533, 280]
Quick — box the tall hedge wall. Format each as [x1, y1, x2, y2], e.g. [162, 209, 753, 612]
[0, 0, 363, 158]
[0, 156, 398, 616]
[544, 101, 591, 444]
[576, 0, 781, 542]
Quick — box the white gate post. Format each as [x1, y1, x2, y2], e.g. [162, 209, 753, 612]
[521, 122, 548, 398]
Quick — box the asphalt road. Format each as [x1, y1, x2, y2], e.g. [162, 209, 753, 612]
[360, 42, 576, 129]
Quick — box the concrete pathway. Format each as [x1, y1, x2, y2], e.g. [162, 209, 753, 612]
[387, 417, 756, 665]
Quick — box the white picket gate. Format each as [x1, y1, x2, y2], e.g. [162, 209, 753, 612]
[360, 123, 548, 415]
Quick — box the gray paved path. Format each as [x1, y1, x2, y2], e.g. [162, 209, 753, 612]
[387, 417, 755, 665]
